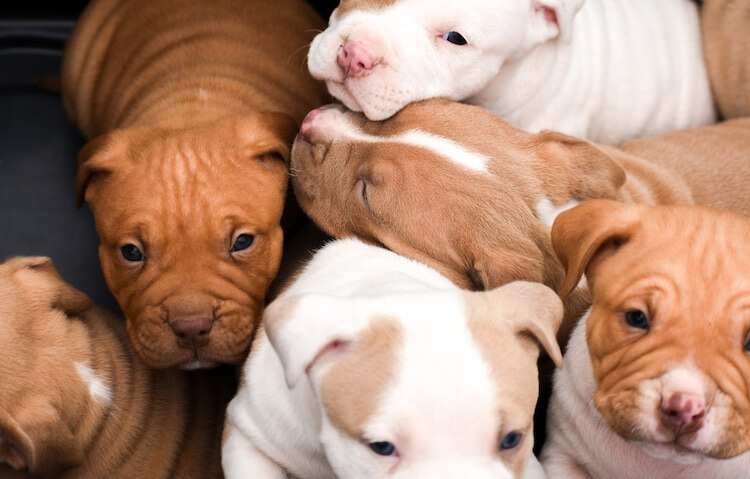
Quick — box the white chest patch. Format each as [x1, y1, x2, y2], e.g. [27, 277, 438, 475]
[535, 198, 581, 228]
[75, 362, 113, 405]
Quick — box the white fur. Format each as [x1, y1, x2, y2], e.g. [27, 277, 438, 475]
[74, 361, 112, 405]
[223, 238, 545, 479]
[535, 198, 580, 229]
[309, 0, 715, 144]
[540, 312, 750, 478]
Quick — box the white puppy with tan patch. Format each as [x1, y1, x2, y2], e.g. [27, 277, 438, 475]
[308, 0, 715, 143]
[222, 238, 563, 479]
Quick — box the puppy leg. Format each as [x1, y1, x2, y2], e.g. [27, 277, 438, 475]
[222, 418, 287, 479]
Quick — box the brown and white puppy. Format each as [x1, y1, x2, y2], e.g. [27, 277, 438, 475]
[540, 200, 750, 478]
[61, 0, 329, 368]
[291, 100, 750, 339]
[0, 256, 235, 479]
[701, 0, 750, 119]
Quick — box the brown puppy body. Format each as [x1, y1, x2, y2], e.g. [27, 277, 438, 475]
[701, 0, 750, 119]
[291, 100, 750, 340]
[61, 0, 329, 368]
[0, 257, 235, 479]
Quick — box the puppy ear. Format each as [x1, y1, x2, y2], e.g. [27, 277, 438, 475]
[75, 130, 128, 207]
[480, 281, 564, 367]
[236, 112, 299, 166]
[0, 398, 83, 474]
[264, 294, 372, 388]
[7, 256, 91, 315]
[551, 199, 642, 298]
[532, 130, 626, 202]
[530, 0, 585, 43]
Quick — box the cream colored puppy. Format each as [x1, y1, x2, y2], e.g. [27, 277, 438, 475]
[223, 238, 563, 479]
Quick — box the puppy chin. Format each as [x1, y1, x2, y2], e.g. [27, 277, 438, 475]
[633, 441, 705, 465]
[327, 81, 364, 113]
[179, 359, 220, 370]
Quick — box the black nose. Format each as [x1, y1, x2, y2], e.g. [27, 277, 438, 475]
[170, 316, 213, 349]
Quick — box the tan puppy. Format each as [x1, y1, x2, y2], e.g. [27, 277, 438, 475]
[0, 257, 235, 479]
[702, 0, 750, 119]
[61, 0, 329, 368]
[540, 201, 750, 478]
[291, 100, 750, 338]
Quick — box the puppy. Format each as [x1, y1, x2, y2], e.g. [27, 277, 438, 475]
[291, 100, 750, 339]
[61, 0, 329, 368]
[222, 238, 563, 479]
[539, 200, 750, 478]
[307, 0, 714, 143]
[701, 0, 750, 119]
[0, 256, 235, 479]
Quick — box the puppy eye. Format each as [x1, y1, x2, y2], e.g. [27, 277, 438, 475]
[625, 310, 649, 330]
[369, 441, 397, 456]
[120, 244, 144, 262]
[500, 431, 522, 450]
[744, 335, 750, 352]
[441, 31, 467, 45]
[356, 178, 369, 206]
[231, 234, 255, 252]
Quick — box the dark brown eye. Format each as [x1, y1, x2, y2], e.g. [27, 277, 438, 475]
[625, 310, 649, 330]
[442, 31, 467, 45]
[121, 244, 144, 262]
[744, 335, 750, 352]
[231, 234, 255, 252]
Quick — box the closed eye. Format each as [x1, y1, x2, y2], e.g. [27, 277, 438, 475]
[356, 178, 369, 207]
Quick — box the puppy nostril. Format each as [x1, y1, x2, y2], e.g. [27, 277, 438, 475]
[170, 317, 213, 349]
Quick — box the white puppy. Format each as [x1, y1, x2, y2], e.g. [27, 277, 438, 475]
[222, 238, 563, 479]
[308, 0, 715, 144]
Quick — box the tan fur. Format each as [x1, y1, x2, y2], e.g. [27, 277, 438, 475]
[321, 318, 402, 439]
[61, 0, 329, 367]
[701, 0, 750, 119]
[291, 99, 750, 342]
[551, 201, 750, 458]
[0, 257, 235, 478]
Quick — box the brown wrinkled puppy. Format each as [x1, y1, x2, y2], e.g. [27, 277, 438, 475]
[61, 0, 329, 368]
[0, 257, 235, 479]
[291, 99, 750, 340]
[702, 0, 750, 119]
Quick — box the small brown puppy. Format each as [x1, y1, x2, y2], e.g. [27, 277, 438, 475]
[291, 100, 750, 338]
[702, 0, 750, 119]
[61, 0, 329, 368]
[0, 257, 235, 479]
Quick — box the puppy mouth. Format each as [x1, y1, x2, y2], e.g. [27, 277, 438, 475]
[327, 80, 364, 112]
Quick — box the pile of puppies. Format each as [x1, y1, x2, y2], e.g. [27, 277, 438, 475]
[2, 0, 750, 477]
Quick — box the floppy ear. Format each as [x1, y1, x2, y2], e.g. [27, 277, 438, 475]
[532, 130, 626, 202]
[551, 199, 642, 298]
[481, 281, 564, 367]
[8, 256, 91, 315]
[529, 0, 585, 43]
[236, 112, 299, 166]
[75, 130, 129, 207]
[264, 294, 373, 388]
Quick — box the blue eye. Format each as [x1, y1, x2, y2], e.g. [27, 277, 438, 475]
[442, 31, 467, 45]
[625, 310, 649, 330]
[120, 244, 144, 262]
[231, 234, 255, 252]
[369, 441, 397, 456]
[500, 431, 522, 450]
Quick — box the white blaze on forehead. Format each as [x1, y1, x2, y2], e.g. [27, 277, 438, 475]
[320, 111, 490, 173]
[75, 362, 113, 405]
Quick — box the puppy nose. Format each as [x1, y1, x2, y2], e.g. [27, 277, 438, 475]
[170, 316, 213, 350]
[660, 392, 706, 434]
[337, 40, 379, 77]
[299, 108, 323, 140]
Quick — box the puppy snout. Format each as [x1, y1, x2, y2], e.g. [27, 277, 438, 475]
[338, 40, 379, 77]
[170, 316, 213, 350]
[299, 108, 324, 140]
[660, 392, 706, 435]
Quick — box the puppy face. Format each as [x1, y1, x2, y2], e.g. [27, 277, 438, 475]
[552, 200, 750, 460]
[265, 281, 563, 478]
[308, 0, 584, 120]
[291, 100, 623, 294]
[77, 113, 296, 368]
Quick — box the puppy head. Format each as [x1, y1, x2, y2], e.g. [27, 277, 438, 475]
[291, 100, 623, 295]
[265, 280, 562, 478]
[308, 0, 584, 120]
[76, 112, 297, 368]
[0, 257, 108, 475]
[552, 200, 750, 460]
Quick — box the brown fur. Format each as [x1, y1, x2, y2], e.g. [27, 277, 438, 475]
[701, 0, 750, 119]
[61, 0, 329, 367]
[551, 201, 750, 458]
[0, 257, 235, 478]
[291, 99, 750, 342]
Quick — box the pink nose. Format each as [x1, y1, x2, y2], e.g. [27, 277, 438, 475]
[299, 108, 324, 140]
[660, 392, 706, 435]
[337, 40, 378, 77]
